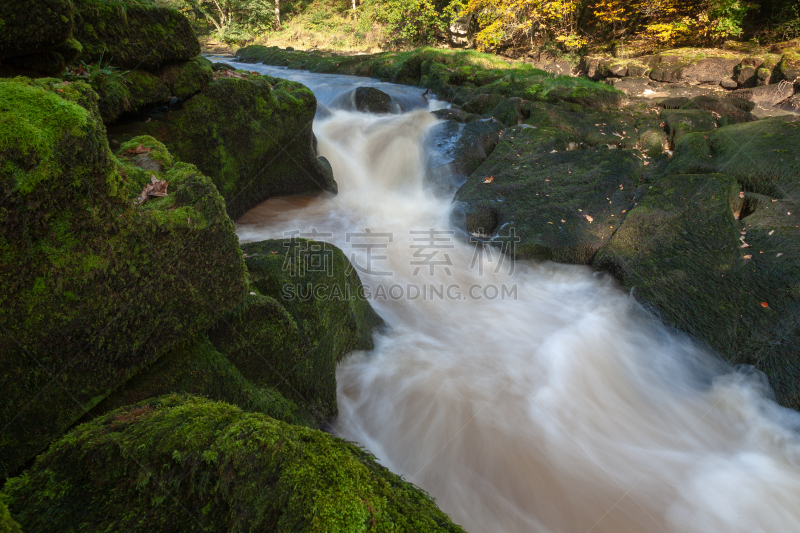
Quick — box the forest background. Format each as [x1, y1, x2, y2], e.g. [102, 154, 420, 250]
[150, 0, 800, 55]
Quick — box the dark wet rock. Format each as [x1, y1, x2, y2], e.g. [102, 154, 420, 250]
[73, 0, 200, 71]
[212, 62, 236, 72]
[0, 82, 246, 477]
[659, 97, 690, 109]
[732, 84, 796, 107]
[682, 94, 757, 125]
[597, 116, 800, 408]
[661, 109, 717, 146]
[455, 129, 643, 263]
[593, 173, 743, 357]
[0, 0, 75, 76]
[209, 239, 383, 424]
[650, 56, 739, 85]
[86, 336, 312, 428]
[3, 395, 467, 533]
[354, 86, 393, 113]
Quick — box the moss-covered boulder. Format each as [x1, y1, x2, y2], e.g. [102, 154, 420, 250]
[89, 336, 311, 427]
[88, 56, 214, 123]
[778, 51, 800, 85]
[91, 69, 171, 123]
[596, 116, 800, 408]
[159, 56, 213, 99]
[72, 0, 200, 71]
[0, 0, 75, 76]
[0, 80, 246, 477]
[3, 395, 465, 533]
[354, 86, 392, 113]
[143, 75, 337, 220]
[209, 239, 383, 423]
[455, 125, 644, 263]
[594, 174, 742, 350]
[661, 109, 717, 147]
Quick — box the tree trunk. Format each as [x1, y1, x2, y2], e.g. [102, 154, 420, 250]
[275, 0, 281, 28]
[352, 0, 357, 11]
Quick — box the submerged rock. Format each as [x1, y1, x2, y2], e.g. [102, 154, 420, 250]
[354, 86, 393, 113]
[0, 83, 246, 476]
[3, 395, 467, 533]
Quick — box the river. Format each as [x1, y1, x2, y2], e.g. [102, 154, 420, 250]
[222, 58, 800, 533]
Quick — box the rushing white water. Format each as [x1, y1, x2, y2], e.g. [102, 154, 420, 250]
[230, 60, 800, 533]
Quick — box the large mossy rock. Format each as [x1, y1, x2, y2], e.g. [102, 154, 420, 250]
[72, 0, 200, 71]
[595, 116, 800, 408]
[0, 81, 246, 477]
[455, 124, 644, 263]
[156, 75, 337, 220]
[0, 0, 76, 76]
[594, 174, 742, 349]
[89, 335, 311, 427]
[90, 56, 213, 123]
[209, 239, 383, 423]
[3, 395, 466, 533]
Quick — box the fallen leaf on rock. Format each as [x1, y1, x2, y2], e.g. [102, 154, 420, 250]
[739, 191, 745, 198]
[135, 175, 169, 205]
[769, 230, 775, 235]
[761, 302, 769, 308]
[584, 214, 594, 223]
[270, 251, 278, 254]
[772, 199, 777, 202]
[743, 255, 752, 259]
[250, 291, 256, 295]
[127, 144, 150, 155]
[483, 176, 494, 184]
[777, 252, 783, 257]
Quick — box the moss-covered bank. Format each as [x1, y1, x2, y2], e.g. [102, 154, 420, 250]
[236, 46, 624, 110]
[0, 82, 246, 476]
[3, 395, 466, 533]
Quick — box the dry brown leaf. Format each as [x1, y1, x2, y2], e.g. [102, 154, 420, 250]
[135, 175, 168, 205]
[483, 176, 494, 184]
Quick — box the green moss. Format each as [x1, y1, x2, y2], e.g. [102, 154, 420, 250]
[235, 45, 624, 110]
[123, 75, 337, 220]
[0, 78, 246, 477]
[116, 135, 174, 172]
[72, 0, 200, 71]
[89, 69, 170, 124]
[209, 239, 383, 423]
[3, 395, 466, 532]
[159, 56, 213, 99]
[90, 336, 312, 427]
[660, 109, 718, 146]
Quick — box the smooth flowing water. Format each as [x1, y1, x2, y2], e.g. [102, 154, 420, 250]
[227, 59, 800, 533]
